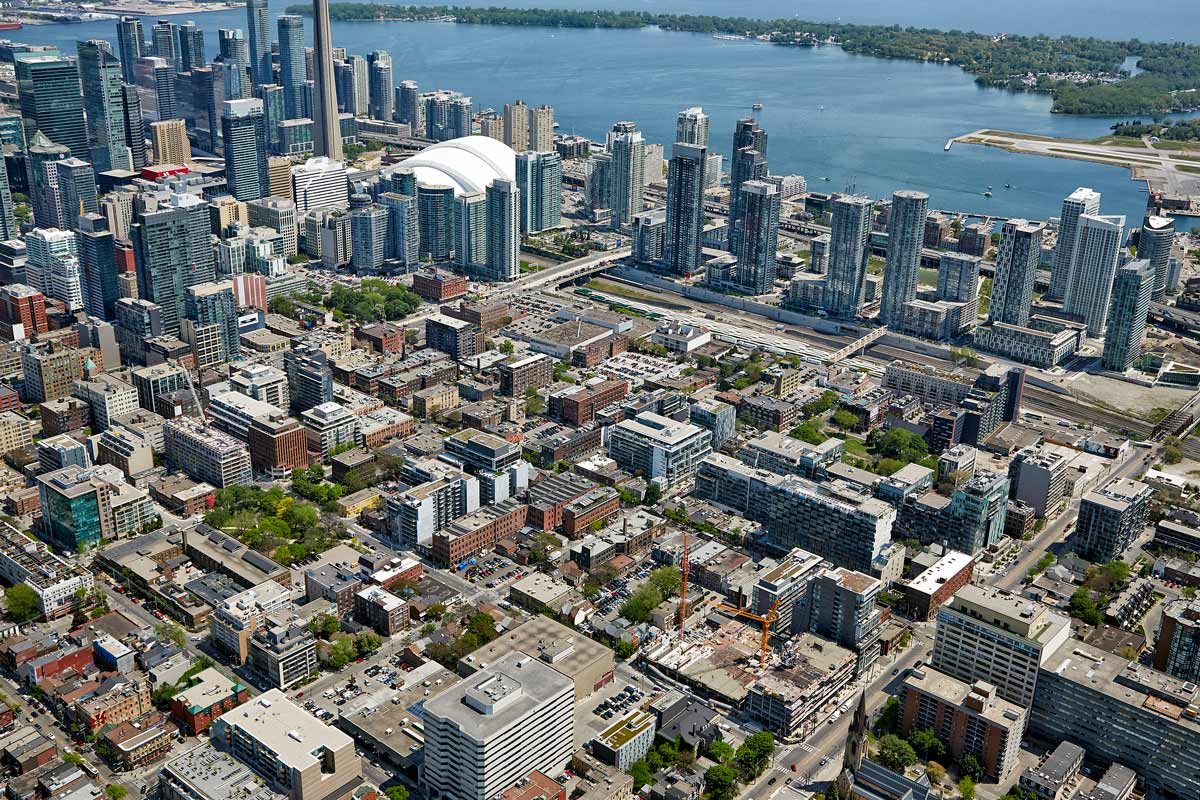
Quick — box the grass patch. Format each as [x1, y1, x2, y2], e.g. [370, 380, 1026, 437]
[867, 255, 885, 276]
[1177, 164, 1200, 175]
[918, 267, 939, 287]
[1047, 147, 1159, 165]
[1152, 139, 1200, 152]
[843, 438, 870, 456]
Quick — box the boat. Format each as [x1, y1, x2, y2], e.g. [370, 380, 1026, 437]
[822, 177, 831, 181]
[983, 191, 993, 197]
[987, 185, 993, 191]
[752, 102, 764, 110]
[1004, 183, 1013, 189]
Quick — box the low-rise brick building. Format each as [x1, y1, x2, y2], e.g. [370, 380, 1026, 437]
[432, 499, 528, 566]
[169, 667, 250, 735]
[563, 487, 621, 539]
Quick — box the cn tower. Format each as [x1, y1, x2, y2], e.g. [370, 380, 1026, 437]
[312, 0, 343, 160]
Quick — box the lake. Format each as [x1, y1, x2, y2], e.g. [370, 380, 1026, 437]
[13, 0, 1195, 227]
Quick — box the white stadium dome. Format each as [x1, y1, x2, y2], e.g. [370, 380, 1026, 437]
[392, 136, 517, 196]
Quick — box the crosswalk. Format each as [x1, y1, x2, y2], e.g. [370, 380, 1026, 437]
[794, 741, 815, 753]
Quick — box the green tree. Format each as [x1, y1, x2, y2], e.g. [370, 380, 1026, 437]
[831, 409, 859, 430]
[308, 613, 341, 639]
[877, 735, 917, 772]
[614, 639, 637, 659]
[734, 732, 774, 781]
[875, 695, 900, 734]
[925, 761, 945, 786]
[628, 761, 654, 789]
[869, 428, 929, 464]
[499, 340, 514, 354]
[1068, 587, 1104, 626]
[104, 785, 128, 800]
[643, 482, 662, 505]
[707, 740, 735, 765]
[703, 765, 739, 800]
[384, 786, 409, 800]
[958, 777, 976, 800]
[4, 583, 39, 622]
[155, 622, 187, 649]
[646, 566, 682, 598]
[355, 631, 382, 656]
[958, 753, 984, 782]
[327, 635, 357, 669]
[62, 752, 84, 766]
[908, 728, 946, 761]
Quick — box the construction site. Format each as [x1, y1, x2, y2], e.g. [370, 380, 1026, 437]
[641, 615, 856, 742]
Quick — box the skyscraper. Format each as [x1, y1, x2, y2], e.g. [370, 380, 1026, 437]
[222, 98, 269, 201]
[606, 121, 644, 228]
[879, 190, 929, 327]
[734, 180, 781, 295]
[485, 179, 520, 282]
[218, 28, 250, 98]
[334, 60, 356, 114]
[277, 15, 306, 119]
[1102, 259, 1153, 372]
[1062, 214, 1126, 336]
[77, 213, 119, 320]
[120, 84, 148, 170]
[937, 252, 981, 304]
[1139, 214, 1175, 300]
[529, 105, 554, 151]
[418, 184, 454, 262]
[131, 192, 215, 336]
[55, 159, 99, 232]
[676, 106, 709, 148]
[988, 218, 1045, 328]
[15, 53, 88, 159]
[311, 0, 343, 160]
[245, 0, 272, 87]
[1048, 187, 1100, 300]
[255, 83, 285, 154]
[728, 117, 768, 253]
[116, 17, 144, 84]
[454, 192, 486, 272]
[26, 132, 70, 229]
[151, 119, 190, 165]
[347, 55, 369, 116]
[504, 100, 529, 151]
[824, 195, 872, 318]
[398, 80, 420, 127]
[449, 96, 473, 140]
[380, 192, 418, 269]
[663, 142, 706, 277]
[514, 151, 562, 234]
[367, 51, 393, 122]
[350, 201, 388, 273]
[151, 19, 179, 71]
[77, 40, 132, 174]
[0, 158, 16, 241]
[177, 21, 205, 72]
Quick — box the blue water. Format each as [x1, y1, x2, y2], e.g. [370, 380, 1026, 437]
[15, 0, 1199, 226]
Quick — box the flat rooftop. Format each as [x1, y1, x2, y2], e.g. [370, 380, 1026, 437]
[613, 412, 703, 446]
[161, 742, 284, 800]
[176, 668, 244, 711]
[906, 551, 975, 595]
[216, 690, 355, 769]
[425, 652, 572, 741]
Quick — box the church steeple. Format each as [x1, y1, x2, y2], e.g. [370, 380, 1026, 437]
[843, 690, 868, 773]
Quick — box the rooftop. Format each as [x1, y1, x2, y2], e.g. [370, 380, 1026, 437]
[613, 412, 704, 446]
[905, 550, 975, 595]
[425, 652, 572, 740]
[161, 742, 283, 800]
[176, 668, 244, 712]
[216, 690, 355, 769]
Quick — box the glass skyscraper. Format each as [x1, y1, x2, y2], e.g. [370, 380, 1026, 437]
[246, 0, 272, 87]
[77, 40, 132, 173]
[514, 150, 562, 235]
[879, 190, 930, 327]
[663, 142, 706, 277]
[823, 195, 873, 318]
[1102, 259, 1153, 372]
[15, 52, 89, 159]
[221, 98, 269, 202]
[277, 15, 306, 119]
[733, 180, 780, 295]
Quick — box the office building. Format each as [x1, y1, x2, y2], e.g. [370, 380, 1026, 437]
[222, 99, 270, 202]
[733, 180, 780, 294]
[663, 142, 706, 277]
[1140, 214, 1175, 300]
[931, 585, 1071, 707]
[211, 690, 361, 800]
[426, 314, 481, 361]
[245, 0, 271, 86]
[132, 192, 214, 336]
[38, 463, 155, 550]
[15, 53, 87, 158]
[1101, 259, 1152, 372]
[607, 412, 712, 489]
[164, 416, 253, 488]
[1074, 478, 1153, 564]
[54, 158, 99, 233]
[424, 652, 574, 800]
[0, 158, 15, 242]
[77, 40, 131, 174]
[277, 15, 306, 118]
[115, 17, 143, 84]
[824, 195, 872, 317]
[1062, 214, 1126, 336]
[22, 341, 82, 402]
[133, 55, 178, 123]
[989, 218, 1045, 327]
[1048, 187, 1100, 300]
[25, 227, 78, 306]
[880, 190, 929, 327]
[605, 121, 644, 227]
[26, 132, 69, 230]
[485, 179, 520, 281]
[248, 412, 308, 479]
[292, 156, 348, 212]
[514, 151, 562, 234]
[0, 519, 92, 619]
[0, 283, 46, 339]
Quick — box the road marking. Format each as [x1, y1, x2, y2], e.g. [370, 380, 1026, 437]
[795, 742, 815, 753]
